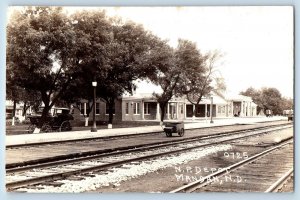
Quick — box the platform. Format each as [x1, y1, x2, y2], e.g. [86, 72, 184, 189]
[6, 116, 288, 146]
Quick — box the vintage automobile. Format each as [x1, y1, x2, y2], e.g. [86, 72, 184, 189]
[27, 107, 73, 133]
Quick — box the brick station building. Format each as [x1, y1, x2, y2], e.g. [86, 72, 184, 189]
[72, 92, 257, 123]
[6, 84, 258, 123]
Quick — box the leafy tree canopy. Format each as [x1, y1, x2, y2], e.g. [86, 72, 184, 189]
[240, 87, 293, 115]
[7, 7, 81, 126]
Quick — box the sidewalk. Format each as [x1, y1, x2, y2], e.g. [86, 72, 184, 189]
[6, 116, 288, 146]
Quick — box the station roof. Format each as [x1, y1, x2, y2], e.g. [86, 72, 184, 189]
[122, 80, 256, 106]
[198, 95, 228, 104]
[225, 94, 253, 102]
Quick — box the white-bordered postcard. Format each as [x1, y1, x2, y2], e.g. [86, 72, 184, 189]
[5, 6, 294, 193]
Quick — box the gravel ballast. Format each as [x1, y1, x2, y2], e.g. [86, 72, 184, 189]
[17, 144, 232, 193]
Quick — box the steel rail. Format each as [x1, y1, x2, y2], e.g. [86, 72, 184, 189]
[265, 168, 293, 192]
[6, 123, 292, 169]
[6, 125, 292, 190]
[7, 124, 292, 171]
[169, 139, 293, 193]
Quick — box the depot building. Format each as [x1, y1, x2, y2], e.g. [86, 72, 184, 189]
[72, 81, 257, 122]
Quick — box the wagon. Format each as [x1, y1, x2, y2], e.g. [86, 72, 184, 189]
[163, 122, 185, 137]
[27, 108, 73, 133]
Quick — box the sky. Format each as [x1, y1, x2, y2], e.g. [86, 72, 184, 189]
[8, 6, 294, 98]
[100, 6, 294, 98]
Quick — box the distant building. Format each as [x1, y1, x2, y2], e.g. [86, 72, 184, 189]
[226, 94, 258, 117]
[5, 100, 33, 121]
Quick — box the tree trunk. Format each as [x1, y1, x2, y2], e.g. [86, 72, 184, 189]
[38, 105, 51, 128]
[85, 100, 93, 127]
[22, 101, 28, 117]
[12, 100, 17, 126]
[12, 100, 16, 117]
[160, 102, 166, 124]
[84, 116, 89, 126]
[108, 101, 114, 128]
[192, 104, 196, 120]
[21, 101, 31, 123]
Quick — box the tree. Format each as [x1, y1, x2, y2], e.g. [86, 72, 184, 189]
[97, 20, 165, 126]
[280, 97, 293, 111]
[58, 10, 112, 126]
[153, 62, 181, 123]
[60, 13, 162, 127]
[6, 54, 41, 123]
[182, 49, 224, 118]
[20, 90, 42, 117]
[260, 87, 283, 115]
[240, 87, 290, 115]
[150, 39, 206, 124]
[6, 67, 20, 124]
[152, 63, 181, 124]
[7, 7, 81, 128]
[59, 68, 98, 126]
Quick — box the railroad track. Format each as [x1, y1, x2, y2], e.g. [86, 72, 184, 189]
[170, 139, 293, 193]
[6, 122, 292, 169]
[265, 169, 293, 192]
[6, 124, 292, 192]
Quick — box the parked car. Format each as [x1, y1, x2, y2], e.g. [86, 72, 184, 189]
[27, 107, 73, 133]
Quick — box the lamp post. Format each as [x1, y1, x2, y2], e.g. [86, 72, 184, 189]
[91, 81, 97, 132]
[210, 96, 214, 123]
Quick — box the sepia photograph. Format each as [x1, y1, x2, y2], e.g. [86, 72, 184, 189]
[5, 6, 294, 193]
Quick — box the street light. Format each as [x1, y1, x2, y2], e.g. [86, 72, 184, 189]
[91, 81, 97, 132]
[210, 96, 214, 123]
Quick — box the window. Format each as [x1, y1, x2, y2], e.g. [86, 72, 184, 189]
[125, 103, 129, 114]
[144, 103, 150, 115]
[80, 103, 86, 115]
[105, 103, 115, 115]
[181, 104, 184, 114]
[218, 105, 226, 114]
[218, 106, 221, 114]
[133, 102, 140, 115]
[96, 102, 100, 115]
[197, 106, 201, 114]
